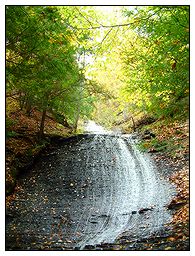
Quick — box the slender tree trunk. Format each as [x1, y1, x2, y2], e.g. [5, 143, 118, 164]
[26, 101, 32, 117]
[73, 104, 80, 133]
[63, 117, 72, 129]
[73, 83, 83, 133]
[38, 108, 47, 139]
[19, 92, 25, 110]
[131, 116, 136, 132]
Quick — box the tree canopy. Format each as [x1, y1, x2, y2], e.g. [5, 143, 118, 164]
[121, 6, 189, 118]
[6, 5, 189, 134]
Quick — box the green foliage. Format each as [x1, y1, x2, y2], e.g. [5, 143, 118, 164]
[82, 6, 189, 127]
[121, 6, 189, 119]
[6, 131, 19, 139]
[137, 134, 186, 156]
[137, 138, 167, 152]
[6, 6, 98, 135]
[29, 141, 49, 156]
[6, 117, 17, 130]
[6, 6, 189, 133]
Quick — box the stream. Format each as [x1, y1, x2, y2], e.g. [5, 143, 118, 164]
[6, 121, 175, 250]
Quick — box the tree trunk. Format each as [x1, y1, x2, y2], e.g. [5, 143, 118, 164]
[26, 102, 32, 117]
[63, 117, 72, 129]
[38, 108, 47, 139]
[19, 92, 25, 110]
[131, 116, 136, 132]
[73, 113, 79, 133]
[73, 102, 81, 133]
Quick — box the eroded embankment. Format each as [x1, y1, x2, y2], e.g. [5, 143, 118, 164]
[6, 134, 175, 250]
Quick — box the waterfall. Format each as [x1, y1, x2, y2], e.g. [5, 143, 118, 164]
[6, 120, 175, 250]
[73, 121, 174, 248]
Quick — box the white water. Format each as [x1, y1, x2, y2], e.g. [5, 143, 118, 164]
[73, 121, 174, 249]
[84, 120, 112, 134]
[6, 121, 175, 250]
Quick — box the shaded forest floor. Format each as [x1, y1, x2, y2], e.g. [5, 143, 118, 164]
[146, 119, 189, 250]
[6, 107, 72, 195]
[6, 108, 189, 250]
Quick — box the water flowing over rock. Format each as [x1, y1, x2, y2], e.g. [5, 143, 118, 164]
[84, 120, 112, 134]
[6, 121, 175, 250]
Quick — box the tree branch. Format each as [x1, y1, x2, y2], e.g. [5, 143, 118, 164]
[69, 22, 133, 30]
[75, 7, 95, 28]
[68, 10, 160, 30]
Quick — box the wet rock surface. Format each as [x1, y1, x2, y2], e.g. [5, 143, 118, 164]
[6, 134, 176, 250]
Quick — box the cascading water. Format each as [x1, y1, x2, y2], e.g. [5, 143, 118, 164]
[6, 120, 175, 250]
[72, 121, 174, 249]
